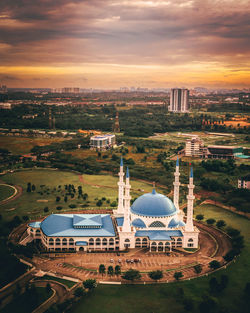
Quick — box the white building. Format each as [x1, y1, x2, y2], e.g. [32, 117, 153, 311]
[185, 137, 205, 157]
[27, 158, 199, 252]
[90, 134, 116, 151]
[169, 88, 190, 113]
[238, 175, 250, 189]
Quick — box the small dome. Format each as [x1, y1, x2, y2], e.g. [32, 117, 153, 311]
[132, 218, 146, 228]
[168, 217, 185, 228]
[131, 190, 177, 217]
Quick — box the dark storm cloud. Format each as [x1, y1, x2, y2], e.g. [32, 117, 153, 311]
[0, 0, 250, 70]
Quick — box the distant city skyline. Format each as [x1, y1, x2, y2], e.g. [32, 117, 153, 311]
[0, 0, 250, 88]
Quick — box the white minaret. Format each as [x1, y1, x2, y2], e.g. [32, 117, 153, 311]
[116, 157, 125, 215]
[173, 157, 180, 211]
[122, 167, 132, 232]
[185, 167, 195, 232]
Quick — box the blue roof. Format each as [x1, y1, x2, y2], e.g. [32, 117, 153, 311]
[135, 230, 183, 241]
[40, 214, 116, 237]
[116, 217, 124, 227]
[120, 157, 123, 166]
[126, 167, 129, 178]
[73, 214, 102, 227]
[190, 167, 193, 178]
[132, 218, 146, 228]
[28, 222, 41, 228]
[131, 191, 177, 217]
[75, 241, 88, 246]
[176, 157, 179, 166]
[168, 217, 185, 228]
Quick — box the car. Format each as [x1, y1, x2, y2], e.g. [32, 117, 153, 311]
[110, 259, 114, 263]
[118, 259, 122, 263]
[126, 259, 130, 263]
[130, 259, 134, 263]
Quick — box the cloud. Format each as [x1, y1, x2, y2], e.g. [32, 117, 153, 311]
[0, 0, 249, 87]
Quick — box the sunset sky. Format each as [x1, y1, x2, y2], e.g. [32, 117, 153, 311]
[0, 0, 250, 88]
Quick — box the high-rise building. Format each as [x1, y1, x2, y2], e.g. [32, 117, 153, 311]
[168, 88, 190, 112]
[185, 137, 205, 157]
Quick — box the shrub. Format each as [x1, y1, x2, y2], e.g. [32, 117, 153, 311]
[209, 260, 221, 270]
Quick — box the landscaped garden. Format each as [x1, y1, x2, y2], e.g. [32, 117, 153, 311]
[69, 204, 250, 313]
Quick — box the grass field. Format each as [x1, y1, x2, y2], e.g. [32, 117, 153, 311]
[0, 169, 165, 219]
[36, 275, 77, 288]
[0, 287, 52, 313]
[0, 136, 68, 155]
[70, 204, 250, 313]
[0, 184, 15, 201]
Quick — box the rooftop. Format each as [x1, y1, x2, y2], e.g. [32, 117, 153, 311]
[40, 214, 116, 237]
[135, 230, 183, 241]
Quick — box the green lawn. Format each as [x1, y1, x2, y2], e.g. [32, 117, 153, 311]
[0, 287, 52, 313]
[0, 184, 15, 201]
[35, 275, 77, 288]
[70, 204, 250, 313]
[0, 169, 163, 219]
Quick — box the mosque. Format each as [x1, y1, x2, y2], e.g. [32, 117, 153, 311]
[27, 158, 199, 252]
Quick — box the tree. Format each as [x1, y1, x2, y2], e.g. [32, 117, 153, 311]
[74, 287, 84, 297]
[22, 215, 29, 222]
[96, 200, 102, 207]
[115, 265, 121, 276]
[46, 282, 52, 294]
[83, 279, 97, 291]
[209, 260, 221, 270]
[148, 270, 163, 282]
[108, 266, 114, 276]
[64, 196, 68, 203]
[26, 182, 31, 192]
[216, 220, 226, 228]
[209, 277, 220, 294]
[174, 271, 183, 281]
[44, 206, 49, 213]
[199, 295, 218, 313]
[32, 184, 36, 191]
[220, 275, 229, 290]
[196, 214, 204, 221]
[122, 269, 141, 282]
[56, 196, 61, 202]
[206, 218, 216, 225]
[99, 264, 106, 277]
[194, 264, 202, 274]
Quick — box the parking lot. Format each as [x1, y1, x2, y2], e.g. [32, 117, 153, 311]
[32, 224, 232, 283]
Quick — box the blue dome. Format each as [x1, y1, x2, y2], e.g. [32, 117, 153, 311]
[168, 217, 185, 228]
[131, 190, 177, 217]
[132, 218, 146, 228]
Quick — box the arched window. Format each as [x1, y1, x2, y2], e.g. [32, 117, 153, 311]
[149, 221, 165, 227]
[151, 242, 157, 246]
[102, 238, 107, 245]
[158, 242, 163, 251]
[165, 242, 170, 246]
[125, 239, 130, 243]
[89, 238, 94, 246]
[188, 238, 193, 242]
[177, 238, 182, 242]
[109, 238, 114, 245]
[96, 238, 101, 245]
[49, 238, 54, 245]
[151, 241, 157, 251]
[55, 238, 60, 245]
[187, 238, 194, 247]
[62, 238, 67, 246]
[135, 238, 141, 247]
[69, 238, 74, 246]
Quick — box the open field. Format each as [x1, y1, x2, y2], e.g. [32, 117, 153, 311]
[149, 131, 250, 148]
[0, 135, 68, 155]
[0, 184, 15, 201]
[70, 204, 250, 313]
[0, 169, 165, 219]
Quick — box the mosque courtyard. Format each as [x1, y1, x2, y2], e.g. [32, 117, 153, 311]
[31, 222, 232, 283]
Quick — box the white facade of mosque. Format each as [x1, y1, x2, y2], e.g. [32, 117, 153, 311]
[27, 158, 199, 252]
